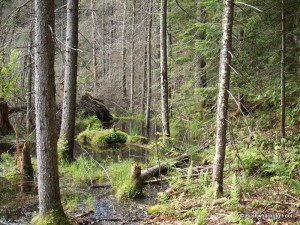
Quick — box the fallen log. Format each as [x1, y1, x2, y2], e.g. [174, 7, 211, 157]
[141, 153, 189, 181]
[90, 154, 190, 189]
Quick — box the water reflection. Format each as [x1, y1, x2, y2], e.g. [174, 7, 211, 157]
[76, 143, 149, 164]
[0, 176, 38, 225]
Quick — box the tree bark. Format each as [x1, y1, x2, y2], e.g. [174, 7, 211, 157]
[0, 99, 13, 136]
[121, 0, 127, 97]
[194, 2, 207, 88]
[212, 0, 234, 196]
[60, 0, 79, 162]
[130, 0, 136, 114]
[281, 0, 286, 138]
[145, 0, 153, 138]
[26, 23, 34, 133]
[108, 0, 114, 82]
[91, 0, 98, 88]
[141, 15, 148, 114]
[160, 0, 170, 137]
[34, 0, 66, 219]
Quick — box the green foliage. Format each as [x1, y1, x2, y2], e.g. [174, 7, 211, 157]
[240, 149, 267, 175]
[31, 210, 73, 225]
[75, 115, 102, 134]
[66, 194, 79, 211]
[0, 50, 22, 101]
[77, 128, 127, 146]
[59, 156, 106, 185]
[57, 136, 69, 164]
[85, 195, 94, 211]
[127, 135, 148, 144]
[147, 204, 168, 215]
[195, 206, 207, 225]
[109, 161, 142, 199]
[0, 152, 17, 177]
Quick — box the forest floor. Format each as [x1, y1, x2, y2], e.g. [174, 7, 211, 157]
[1, 123, 300, 225]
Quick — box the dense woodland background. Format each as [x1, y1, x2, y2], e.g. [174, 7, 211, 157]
[0, 0, 300, 224]
[0, 0, 299, 134]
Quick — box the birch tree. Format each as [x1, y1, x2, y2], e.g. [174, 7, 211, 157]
[212, 0, 234, 196]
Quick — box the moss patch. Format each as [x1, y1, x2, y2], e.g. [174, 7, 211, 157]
[109, 162, 143, 200]
[77, 128, 127, 146]
[31, 210, 73, 225]
[127, 135, 148, 144]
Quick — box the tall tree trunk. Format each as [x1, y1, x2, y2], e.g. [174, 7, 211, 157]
[160, 0, 170, 137]
[194, 2, 207, 88]
[121, 0, 127, 97]
[145, 0, 153, 138]
[91, 0, 98, 87]
[34, 0, 67, 220]
[281, 0, 286, 138]
[108, 0, 114, 82]
[212, 0, 234, 196]
[26, 23, 33, 133]
[60, 0, 79, 162]
[141, 7, 148, 114]
[101, 1, 106, 78]
[130, 0, 136, 114]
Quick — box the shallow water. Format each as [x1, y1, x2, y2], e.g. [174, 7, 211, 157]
[0, 177, 38, 225]
[0, 144, 160, 225]
[0, 176, 161, 225]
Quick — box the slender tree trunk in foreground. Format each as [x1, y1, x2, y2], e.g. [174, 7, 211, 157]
[91, 0, 98, 87]
[34, 0, 67, 221]
[281, 0, 286, 138]
[145, 0, 153, 138]
[130, 0, 136, 114]
[160, 0, 170, 137]
[121, 0, 127, 97]
[26, 24, 33, 133]
[212, 0, 234, 196]
[194, 2, 207, 88]
[60, 0, 79, 162]
[141, 17, 148, 114]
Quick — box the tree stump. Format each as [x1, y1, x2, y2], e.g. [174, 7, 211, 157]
[0, 99, 13, 136]
[20, 142, 34, 177]
[130, 164, 143, 197]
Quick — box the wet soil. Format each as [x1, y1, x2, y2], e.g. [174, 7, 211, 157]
[0, 144, 164, 225]
[0, 176, 165, 225]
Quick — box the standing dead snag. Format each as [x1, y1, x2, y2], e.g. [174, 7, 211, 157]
[20, 142, 34, 177]
[13, 125, 33, 177]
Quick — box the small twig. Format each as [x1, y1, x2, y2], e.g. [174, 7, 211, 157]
[79, 145, 112, 184]
[235, 2, 263, 12]
[48, 25, 83, 52]
[241, 199, 299, 206]
[227, 90, 252, 136]
[283, 193, 300, 202]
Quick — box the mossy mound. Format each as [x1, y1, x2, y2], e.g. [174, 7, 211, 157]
[127, 135, 148, 144]
[77, 128, 127, 146]
[31, 210, 73, 225]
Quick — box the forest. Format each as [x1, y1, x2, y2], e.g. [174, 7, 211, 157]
[0, 0, 300, 224]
